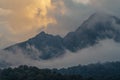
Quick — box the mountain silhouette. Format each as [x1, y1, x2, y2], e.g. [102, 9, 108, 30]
[5, 13, 120, 59]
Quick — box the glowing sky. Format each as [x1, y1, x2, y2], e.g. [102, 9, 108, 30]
[0, 0, 120, 48]
[0, 0, 65, 34]
[0, 0, 65, 48]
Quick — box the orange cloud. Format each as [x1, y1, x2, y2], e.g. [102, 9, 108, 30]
[0, 8, 12, 16]
[0, 0, 66, 48]
[0, 0, 60, 35]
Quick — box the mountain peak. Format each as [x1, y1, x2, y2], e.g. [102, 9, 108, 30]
[64, 13, 120, 52]
[33, 31, 51, 39]
[76, 13, 120, 31]
[40, 31, 46, 34]
[5, 13, 120, 59]
[37, 31, 47, 36]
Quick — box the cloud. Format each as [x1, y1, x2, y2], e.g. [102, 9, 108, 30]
[46, 0, 120, 36]
[72, 0, 120, 16]
[72, 0, 91, 5]
[0, 1, 120, 68]
[42, 39, 120, 68]
[0, 0, 57, 34]
[0, 0, 66, 48]
[0, 8, 11, 16]
[88, 0, 120, 16]
[0, 0, 120, 49]
[46, 0, 95, 36]
[0, 39, 120, 69]
[0, 34, 2, 38]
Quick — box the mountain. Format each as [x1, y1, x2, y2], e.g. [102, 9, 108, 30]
[5, 32, 65, 60]
[64, 13, 120, 52]
[5, 13, 120, 59]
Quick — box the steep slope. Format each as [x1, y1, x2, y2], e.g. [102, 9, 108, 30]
[5, 31, 65, 60]
[64, 13, 120, 52]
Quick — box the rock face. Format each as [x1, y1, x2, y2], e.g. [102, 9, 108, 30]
[5, 13, 120, 59]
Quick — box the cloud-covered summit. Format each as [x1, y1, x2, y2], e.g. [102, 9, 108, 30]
[4, 13, 120, 60]
[0, 0, 120, 48]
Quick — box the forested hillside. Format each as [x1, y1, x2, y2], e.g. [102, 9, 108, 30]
[1, 62, 120, 80]
[0, 65, 93, 80]
[57, 62, 120, 80]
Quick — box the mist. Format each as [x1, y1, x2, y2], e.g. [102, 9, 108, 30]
[0, 39, 120, 69]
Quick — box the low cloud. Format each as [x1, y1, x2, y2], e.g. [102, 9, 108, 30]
[0, 39, 120, 69]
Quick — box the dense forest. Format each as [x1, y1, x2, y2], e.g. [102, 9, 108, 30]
[0, 65, 93, 80]
[57, 62, 120, 80]
[0, 62, 120, 80]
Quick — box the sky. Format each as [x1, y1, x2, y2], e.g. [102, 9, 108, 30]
[0, 0, 120, 48]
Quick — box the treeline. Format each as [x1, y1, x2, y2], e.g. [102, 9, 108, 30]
[0, 65, 94, 80]
[0, 62, 120, 80]
[57, 62, 120, 80]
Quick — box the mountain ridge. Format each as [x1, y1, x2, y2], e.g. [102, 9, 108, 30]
[64, 13, 120, 51]
[5, 13, 120, 59]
